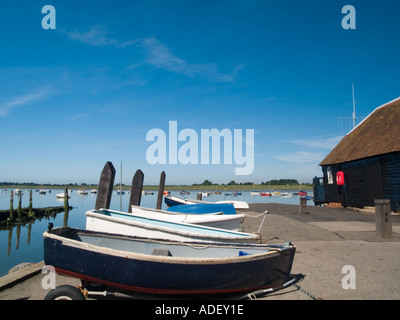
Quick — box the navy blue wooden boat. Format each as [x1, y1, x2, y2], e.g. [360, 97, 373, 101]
[167, 203, 236, 215]
[43, 226, 296, 299]
[164, 194, 191, 207]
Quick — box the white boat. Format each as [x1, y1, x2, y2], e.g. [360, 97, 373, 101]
[131, 205, 244, 231]
[78, 190, 88, 195]
[85, 208, 260, 244]
[164, 194, 249, 209]
[56, 192, 70, 198]
[280, 192, 293, 198]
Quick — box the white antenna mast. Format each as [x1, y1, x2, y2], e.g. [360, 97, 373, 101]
[120, 160, 123, 211]
[337, 83, 364, 135]
[352, 83, 356, 128]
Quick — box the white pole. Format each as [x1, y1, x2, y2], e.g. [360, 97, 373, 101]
[120, 161, 122, 211]
[352, 83, 356, 128]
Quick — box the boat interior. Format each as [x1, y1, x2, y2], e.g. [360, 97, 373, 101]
[48, 227, 279, 259]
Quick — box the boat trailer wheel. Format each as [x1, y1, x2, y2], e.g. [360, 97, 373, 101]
[44, 285, 86, 300]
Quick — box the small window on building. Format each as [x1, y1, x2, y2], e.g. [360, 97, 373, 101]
[327, 167, 334, 184]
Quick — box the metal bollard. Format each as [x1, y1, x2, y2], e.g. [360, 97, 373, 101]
[374, 199, 392, 238]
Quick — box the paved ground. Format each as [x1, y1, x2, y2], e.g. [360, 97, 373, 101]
[244, 203, 400, 300]
[0, 202, 399, 300]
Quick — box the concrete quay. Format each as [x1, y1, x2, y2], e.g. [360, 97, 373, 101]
[0, 202, 399, 300]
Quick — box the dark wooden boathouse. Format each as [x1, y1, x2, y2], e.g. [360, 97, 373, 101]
[313, 97, 400, 211]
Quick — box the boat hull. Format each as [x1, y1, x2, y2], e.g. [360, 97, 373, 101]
[164, 195, 249, 210]
[85, 209, 260, 243]
[43, 227, 295, 297]
[167, 203, 236, 215]
[164, 195, 195, 207]
[131, 205, 244, 231]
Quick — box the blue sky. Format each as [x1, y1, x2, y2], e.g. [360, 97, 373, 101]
[1, 1, 399, 185]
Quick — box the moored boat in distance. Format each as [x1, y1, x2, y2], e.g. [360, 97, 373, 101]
[43, 226, 296, 299]
[56, 192, 70, 198]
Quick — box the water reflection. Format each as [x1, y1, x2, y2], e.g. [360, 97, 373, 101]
[1, 208, 71, 256]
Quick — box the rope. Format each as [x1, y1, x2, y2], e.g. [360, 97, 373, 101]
[243, 211, 268, 218]
[292, 283, 323, 300]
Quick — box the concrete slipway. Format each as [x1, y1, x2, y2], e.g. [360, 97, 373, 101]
[0, 203, 399, 300]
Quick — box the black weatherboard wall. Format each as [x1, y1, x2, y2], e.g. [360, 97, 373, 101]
[318, 152, 400, 211]
[315, 97, 400, 212]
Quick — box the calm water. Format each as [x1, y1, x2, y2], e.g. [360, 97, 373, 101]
[0, 188, 312, 277]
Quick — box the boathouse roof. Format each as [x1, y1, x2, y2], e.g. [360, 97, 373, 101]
[320, 97, 400, 166]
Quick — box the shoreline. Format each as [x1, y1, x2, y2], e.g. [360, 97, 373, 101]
[0, 184, 313, 191]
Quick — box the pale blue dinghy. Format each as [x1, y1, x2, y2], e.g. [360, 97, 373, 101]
[85, 208, 260, 243]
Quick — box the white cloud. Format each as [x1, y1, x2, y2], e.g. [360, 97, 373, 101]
[0, 91, 48, 116]
[288, 136, 342, 149]
[275, 151, 324, 164]
[140, 37, 239, 83]
[61, 25, 118, 46]
[61, 25, 242, 83]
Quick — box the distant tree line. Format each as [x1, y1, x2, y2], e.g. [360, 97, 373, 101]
[0, 181, 98, 186]
[261, 179, 300, 185]
[192, 179, 303, 186]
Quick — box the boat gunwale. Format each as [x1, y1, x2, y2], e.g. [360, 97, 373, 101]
[85, 209, 259, 241]
[43, 229, 285, 265]
[165, 194, 250, 209]
[131, 204, 222, 216]
[131, 205, 246, 223]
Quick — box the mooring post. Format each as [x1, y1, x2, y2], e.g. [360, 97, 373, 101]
[9, 192, 14, 220]
[95, 161, 116, 210]
[128, 169, 144, 212]
[17, 192, 23, 219]
[374, 199, 392, 238]
[29, 189, 33, 216]
[156, 171, 166, 210]
[196, 193, 203, 201]
[64, 187, 69, 213]
[299, 197, 307, 214]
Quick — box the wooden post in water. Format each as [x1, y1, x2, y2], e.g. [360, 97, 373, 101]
[156, 171, 166, 210]
[17, 192, 23, 219]
[128, 169, 144, 212]
[9, 192, 14, 220]
[28, 189, 33, 217]
[64, 187, 69, 213]
[63, 188, 70, 226]
[95, 161, 116, 210]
